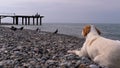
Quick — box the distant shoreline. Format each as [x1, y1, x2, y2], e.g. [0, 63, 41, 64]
[1, 23, 120, 40]
[0, 23, 13, 25]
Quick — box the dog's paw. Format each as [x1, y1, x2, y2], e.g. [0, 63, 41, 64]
[67, 50, 77, 54]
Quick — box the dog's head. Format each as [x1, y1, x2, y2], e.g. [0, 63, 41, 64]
[81, 25, 101, 37]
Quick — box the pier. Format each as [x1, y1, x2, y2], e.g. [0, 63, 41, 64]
[0, 13, 44, 25]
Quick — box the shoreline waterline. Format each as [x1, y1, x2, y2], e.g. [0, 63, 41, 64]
[1, 23, 120, 40]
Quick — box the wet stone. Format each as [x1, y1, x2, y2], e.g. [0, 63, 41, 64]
[0, 61, 3, 68]
[75, 60, 82, 67]
[89, 64, 100, 68]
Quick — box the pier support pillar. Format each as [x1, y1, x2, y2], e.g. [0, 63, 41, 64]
[40, 18, 42, 25]
[16, 17, 18, 25]
[33, 17, 35, 25]
[0, 17, 1, 24]
[28, 17, 30, 25]
[22, 17, 24, 25]
[13, 17, 15, 24]
[36, 18, 38, 25]
[25, 17, 27, 25]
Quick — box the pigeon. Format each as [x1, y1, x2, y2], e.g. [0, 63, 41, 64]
[36, 28, 41, 32]
[53, 29, 58, 34]
[10, 26, 17, 31]
[19, 27, 24, 30]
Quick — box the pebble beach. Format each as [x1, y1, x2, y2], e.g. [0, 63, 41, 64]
[0, 27, 102, 68]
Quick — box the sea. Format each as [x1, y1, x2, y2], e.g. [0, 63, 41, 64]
[1, 23, 120, 40]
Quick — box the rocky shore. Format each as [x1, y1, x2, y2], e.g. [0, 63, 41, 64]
[0, 27, 101, 68]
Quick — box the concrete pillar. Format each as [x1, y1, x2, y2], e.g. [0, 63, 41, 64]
[33, 17, 35, 25]
[36, 17, 38, 25]
[22, 17, 24, 25]
[0, 17, 1, 24]
[16, 17, 18, 25]
[13, 17, 15, 24]
[40, 17, 42, 25]
[25, 17, 27, 25]
[28, 17, 30, 25]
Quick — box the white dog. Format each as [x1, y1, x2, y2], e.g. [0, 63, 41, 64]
[68, 25, 120, 68]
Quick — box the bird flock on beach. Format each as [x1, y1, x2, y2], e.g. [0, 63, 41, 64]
[10, 26, 59, 34]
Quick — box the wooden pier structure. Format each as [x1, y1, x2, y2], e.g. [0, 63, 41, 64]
[0, 13, 44, 25]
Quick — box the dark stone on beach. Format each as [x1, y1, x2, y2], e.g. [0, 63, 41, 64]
[64, 54, 80, 60]
[75, 60, 82, 68]
[0, 61, 4, 68]
[81, 57, 92, 65]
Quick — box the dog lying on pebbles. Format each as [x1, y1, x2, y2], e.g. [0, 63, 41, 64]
[68, 25, 120, 68]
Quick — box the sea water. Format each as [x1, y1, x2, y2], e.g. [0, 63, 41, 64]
[1, 23, 120, 40]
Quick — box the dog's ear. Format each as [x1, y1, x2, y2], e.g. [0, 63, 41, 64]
[82, 25, 91, 37]
[95, 27, 101, 35]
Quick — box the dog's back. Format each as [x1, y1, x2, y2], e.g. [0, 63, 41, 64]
[89, 36, 120, 68]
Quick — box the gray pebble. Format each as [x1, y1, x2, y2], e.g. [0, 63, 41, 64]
[89, 64, 100, 68]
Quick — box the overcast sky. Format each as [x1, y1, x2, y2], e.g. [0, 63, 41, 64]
[0, 0, 120, 23]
